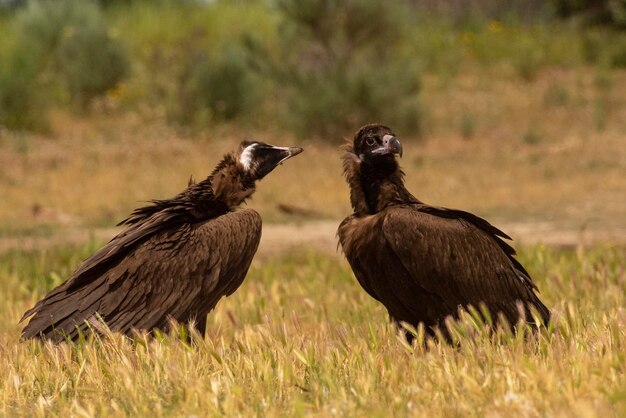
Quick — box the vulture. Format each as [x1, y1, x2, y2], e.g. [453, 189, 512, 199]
[21, 141, 303, 342]
[338, 124, 550, 342]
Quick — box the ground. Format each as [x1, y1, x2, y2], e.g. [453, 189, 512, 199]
[0, 67, 625, 417]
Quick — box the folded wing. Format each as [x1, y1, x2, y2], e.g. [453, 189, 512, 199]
[21, 209, 261, 342]
[339, 204, 549, 331]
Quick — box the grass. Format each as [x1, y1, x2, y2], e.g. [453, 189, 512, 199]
[0, 244, 624, 416]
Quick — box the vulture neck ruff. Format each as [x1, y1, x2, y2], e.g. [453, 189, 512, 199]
[342, 144, 417, 215]
[119, 152, 253, 230]
[209, 153, 256, 210]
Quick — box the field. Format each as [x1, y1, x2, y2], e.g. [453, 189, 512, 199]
[0, 103, 625, 415]
[0, 243, 624, 417]
[2, 1, 626, 416]
[1, 63, 626, 417]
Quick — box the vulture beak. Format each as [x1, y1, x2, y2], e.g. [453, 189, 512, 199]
[247, 143, 304, 180]
[373, 135, 403, 157]
[273, 146, 304, 164]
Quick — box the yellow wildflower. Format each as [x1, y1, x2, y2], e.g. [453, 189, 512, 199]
[62, 26, 75, 39]
[488, 20, 503, 33]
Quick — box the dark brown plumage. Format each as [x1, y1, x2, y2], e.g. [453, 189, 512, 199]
[338, 124, 550, 342]
[21, 141, 303, 342]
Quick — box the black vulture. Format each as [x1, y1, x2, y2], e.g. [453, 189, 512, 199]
[21, 141, 303, 342]
[337, 124, 550, 342]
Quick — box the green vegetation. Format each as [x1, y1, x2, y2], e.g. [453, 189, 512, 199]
[0, 244, 624, 416]
[2, 0, 626, 137]
[246, 0, 422, 137]
[107, 0, 275, 128]
[0, 0, 129, 130]
[552, 0, 626, 27]
[0, 43, 45, 131]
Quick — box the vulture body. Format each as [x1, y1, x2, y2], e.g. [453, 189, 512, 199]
[338, 124, 550, 341]
[21, 141, 303, 342]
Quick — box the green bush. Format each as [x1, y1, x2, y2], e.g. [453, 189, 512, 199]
[13, 0, 129, 108]
[467, 23, 585, 78]
[582, 29, 626, 68]
[550, 0, 626, 27]
[172, 47, 255, 126]
[55, 21, 129, 107]
[3, 0, 624, 135]
[247, 0, 422, 139]
[105, 0, 272, 128]
[0, 46, 47, 131]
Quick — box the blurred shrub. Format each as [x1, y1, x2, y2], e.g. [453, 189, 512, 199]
[0, 46, 47, 131]
[550, 0, 626, 27]
[413, 0, 550, 26]
[543, 83, 570, 107]
[582, 29, 626, 68]
[55, 22, 129, 108]
[3, 0, 625, 135]
[13, 0, 129, 108]
[403, 19, 463, 80]
[246, 0, 422, 139]
[105, 1, 272, 128]
[460, 112, 475, 139]
[511, 35, 546, 81]
[174, 48, 255, 126]
[522, 127, 542, 145]
[465, 23, 587, 79]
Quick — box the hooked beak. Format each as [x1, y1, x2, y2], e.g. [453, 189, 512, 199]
[273, 146, 303, 164]
[251, 144, 304, 180]
[373, 135, 403, 157]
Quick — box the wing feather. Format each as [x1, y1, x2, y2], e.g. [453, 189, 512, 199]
[338, 204, 549, 329]
[381, 206, 548, 324]
[21, 209, 262, 342]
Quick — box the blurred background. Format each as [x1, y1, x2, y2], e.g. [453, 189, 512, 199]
[0, 0, 624, 248]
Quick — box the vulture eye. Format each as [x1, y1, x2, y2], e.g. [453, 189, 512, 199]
[365, 137, 377, 146]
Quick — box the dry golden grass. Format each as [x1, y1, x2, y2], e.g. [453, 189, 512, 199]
[0, 245, 624, 417]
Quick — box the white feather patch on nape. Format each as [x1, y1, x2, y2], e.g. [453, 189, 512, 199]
[240, 143, 258, 171]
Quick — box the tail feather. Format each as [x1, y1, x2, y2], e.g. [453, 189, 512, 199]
[21, 283, 106, 342]
[531, 297, 551, 326]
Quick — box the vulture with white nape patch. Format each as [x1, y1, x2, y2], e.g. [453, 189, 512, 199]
[21, 141, 303, 343]
[338, 124, 550, 342]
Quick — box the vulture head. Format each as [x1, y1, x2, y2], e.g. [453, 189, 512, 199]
[342, 124, 409, 214]
[209, 140, 302, 209]
[238, 141, 303, 181]
[352, 124, 402, 162]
